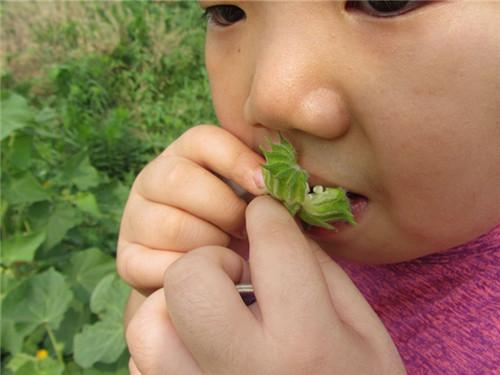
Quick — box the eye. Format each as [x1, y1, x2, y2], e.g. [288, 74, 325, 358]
[202, 5, 245, 27]
[346, 1, 428, 18]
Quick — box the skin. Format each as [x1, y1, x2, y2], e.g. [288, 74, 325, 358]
[117, 1, 500, 373]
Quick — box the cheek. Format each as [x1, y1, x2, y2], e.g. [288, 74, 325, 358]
[353, 4, 500, 244]
[206, 41, 261, 147]
[375, 113, 500, 246]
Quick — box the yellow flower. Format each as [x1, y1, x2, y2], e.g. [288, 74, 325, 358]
[36, 349, 49, 360]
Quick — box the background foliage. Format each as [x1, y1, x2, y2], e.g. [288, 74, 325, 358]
[1, 1, 215, 373]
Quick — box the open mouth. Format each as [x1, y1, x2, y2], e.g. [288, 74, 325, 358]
[345, 191, 369, 217]
[301, 188, 369, 236]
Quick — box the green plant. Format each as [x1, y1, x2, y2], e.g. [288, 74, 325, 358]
[1, 1, 213, 373]
[261, 135, 355, 229]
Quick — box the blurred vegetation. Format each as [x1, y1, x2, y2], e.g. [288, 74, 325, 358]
[1, 1, 215, 373]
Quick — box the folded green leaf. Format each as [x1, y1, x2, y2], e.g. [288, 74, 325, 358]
[261, 135, 355, 230]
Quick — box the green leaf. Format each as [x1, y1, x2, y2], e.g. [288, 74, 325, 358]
[44, 202, 82, 250]
[67, 248, 115, 301]
[261, 135, 308, 208]
[55, 305, 91, 355]
[73, 319, 126, 368]
[60, 151, 101, 190]
[1, 230, 46, 266]
[90, 273, 130, 321]
[299, 187, 355, 229]
[5, 352, 35, 374]
[5, 353, 64, 375]
[73, 192, 102, 217]
[1, 320, 25, 354]
[260, 134, 355, 230]
[3, 173, 51, 205]
[8, 133, 34, 170]
[0, 93, 34, 140]
[2, 268, 73, 330]
[73, 274, 129, 367]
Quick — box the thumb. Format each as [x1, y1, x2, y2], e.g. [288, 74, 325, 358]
[308, 239, 396, 344]
[246, 196, 338, 335]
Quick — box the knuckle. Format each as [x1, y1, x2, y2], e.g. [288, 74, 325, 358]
[115, 246, 129, 282]
[183, 124, 218, 144]
[116, 244, 141, 288]
[163, 155, 191, 189]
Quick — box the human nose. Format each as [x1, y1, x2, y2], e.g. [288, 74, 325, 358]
[243, 27, 350, 139]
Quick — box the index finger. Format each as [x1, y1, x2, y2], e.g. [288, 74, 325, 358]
[164, 125, 267, 196]
[246, 196, 340, 337]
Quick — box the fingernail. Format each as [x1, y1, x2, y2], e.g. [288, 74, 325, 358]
[253, 168, 266, 190]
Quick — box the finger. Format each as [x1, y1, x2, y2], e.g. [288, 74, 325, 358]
[309, 241, 394, 342]
[129, 357, 142, 375]
[164, 125, 267, 196]
[164, 246, 262, 370]
[246, 196, 340, 336]
[124, 289, 147, 328]
[127, 289, 202, 375]
[121, 194, 230, 251]
[117, 240, 182, 292]
[134, 154, 247, 238]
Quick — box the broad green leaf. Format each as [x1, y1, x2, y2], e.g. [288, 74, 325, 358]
[90, 273, 130, 320]
[73, 192, 102, 217]
[5, 352, 34, 374]
[73, 275, 129, 366]
[67, 248, 115, 300]
[261, 135, 308, 209]
[261, 135, 355, 229]
[65, 357, 129, 375]
[81, 352, 130, 375]
[2, 173, 51, 205]
[299, 187, 355, 230]
[6, 352, 64, 375]
[1, 320, 24, 354]
[8, 133, 33, 170]
[73, 320, 126, 368]
[1, 266, 24, 298]
[0, 93, 34, 140]
[60, 151, 101, 190]
[2, 268, 73, 330]
[44, 202, 82, 250]
[55, 305, 91, 355]
[1, 230, 46, 266]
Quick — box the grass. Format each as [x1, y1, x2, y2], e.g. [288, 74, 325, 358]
[1, 1, 215, 373]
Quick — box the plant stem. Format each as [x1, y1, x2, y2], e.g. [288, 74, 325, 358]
[45, 323, 64, 364]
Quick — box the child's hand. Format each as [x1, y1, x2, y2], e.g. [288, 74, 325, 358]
[126, 196, 406, 375]
[117, 125, 266, 295]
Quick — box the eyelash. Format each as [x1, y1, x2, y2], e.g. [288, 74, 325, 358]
[202, 5, 245, 27]
[345, 1, 428, 18]
[201, 1, 428, 27]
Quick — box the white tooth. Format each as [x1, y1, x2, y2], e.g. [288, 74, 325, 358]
[312, 185, 324, 194]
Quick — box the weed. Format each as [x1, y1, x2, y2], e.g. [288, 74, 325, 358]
[1, 1, 214, 373]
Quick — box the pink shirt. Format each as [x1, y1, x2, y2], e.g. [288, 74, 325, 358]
[338, 225, 500, 374]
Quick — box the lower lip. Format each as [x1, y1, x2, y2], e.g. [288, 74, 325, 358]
[304, 194, 368, 239]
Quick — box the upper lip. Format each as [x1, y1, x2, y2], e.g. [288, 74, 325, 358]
[254, 132, 367, 197]
[308, 173, 347, 191]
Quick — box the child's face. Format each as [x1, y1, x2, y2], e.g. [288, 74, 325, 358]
[201, 1, 500, 263]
